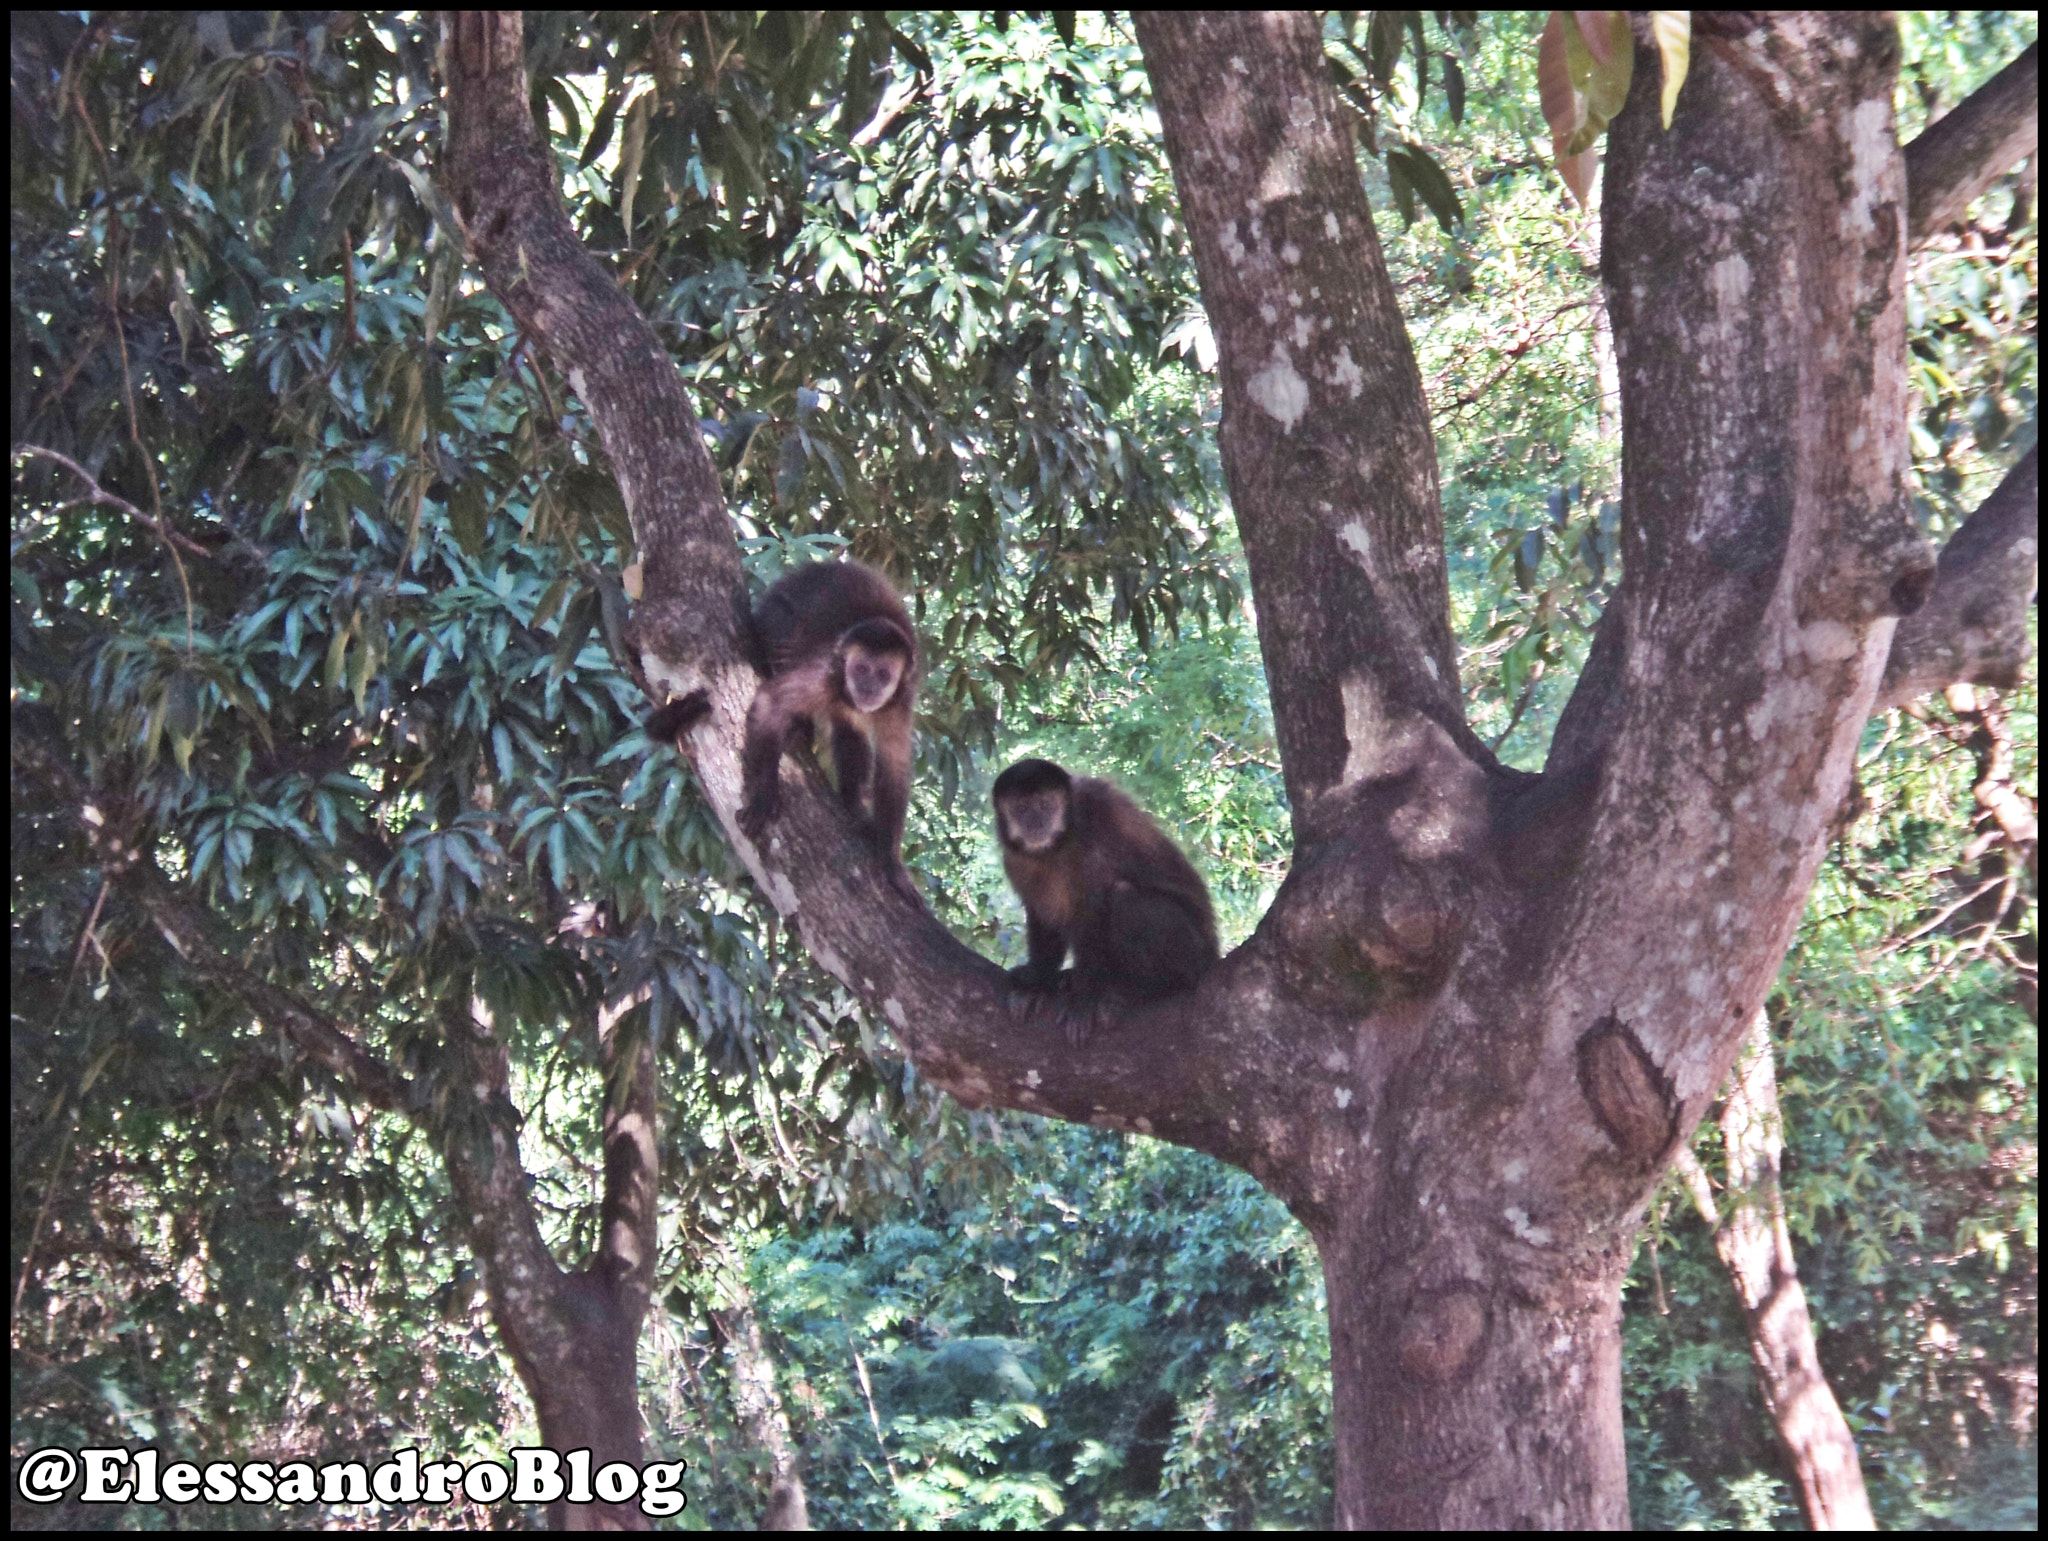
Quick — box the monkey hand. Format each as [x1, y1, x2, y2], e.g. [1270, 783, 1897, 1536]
[736, 790, 778, 844]
[1001, 965, 1054, 1021]
[644, 691, 710, 746]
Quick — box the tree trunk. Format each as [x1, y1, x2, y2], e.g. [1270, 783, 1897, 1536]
[442, 990, 660, 1530]
[1678, 1018, 1877, 1529]
[711, 1282, 812, 1530]
[1130, 11, 1928, 1525]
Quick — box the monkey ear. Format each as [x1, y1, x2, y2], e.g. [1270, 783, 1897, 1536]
[645, 691, 711, 745]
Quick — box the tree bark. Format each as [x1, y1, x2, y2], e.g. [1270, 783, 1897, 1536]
[431, 9, 2033, 1529]
[1677, 1018, 1876, 1530]
[465, 989, 660, 1531]
[710, 1280, 812, 1530]
[1905, 40, 2038, 245]
[1877, 447, 2038, 711]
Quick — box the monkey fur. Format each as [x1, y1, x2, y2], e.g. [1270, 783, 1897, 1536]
[993, 758, 1218, 1044]
[722, 560, 921, 901]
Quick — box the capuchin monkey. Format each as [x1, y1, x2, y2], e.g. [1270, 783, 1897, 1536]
[742, 560, 920, 901]
[993, 758, 1218, 1044]
[647, 560, 920, 903]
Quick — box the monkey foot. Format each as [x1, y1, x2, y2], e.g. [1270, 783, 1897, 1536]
[1055, 996, 1123, 1049]
[887, 862, 924, 907]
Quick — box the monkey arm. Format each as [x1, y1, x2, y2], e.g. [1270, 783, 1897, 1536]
[830, 718, 874, 816]
[865, 701, 918, 901]
[824, 709, 921, 905]
[738, 662, 828, 839]
[867, 708, 912, 855]
[1009, 912, 1069, 990]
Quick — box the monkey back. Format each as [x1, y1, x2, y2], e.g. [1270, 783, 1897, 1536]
[751, 560, 916, 675]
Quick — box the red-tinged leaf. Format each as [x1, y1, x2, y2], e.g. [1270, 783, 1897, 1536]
[1575, 10, 1614, 67]
[1555, 135, 1599, 208]
[1584, 13, 1635, 124]
[1538, 13, 1585, 147]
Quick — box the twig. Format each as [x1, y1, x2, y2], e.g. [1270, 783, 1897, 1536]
[12, 1114, 78, 1336]
[68, 78, 196, 644]
[1884, 871, 2012, 953]
[1201, 730, 1280, 773]
[848, 1338, 902, 1488]
[13, 446, 213, 558]
[1489, 659, 1546, 753]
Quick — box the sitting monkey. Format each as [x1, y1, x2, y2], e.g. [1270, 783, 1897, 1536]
[993, 757, 1218, 1043]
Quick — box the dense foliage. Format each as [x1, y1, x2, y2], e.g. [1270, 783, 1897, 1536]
[11, 9, 2034, 1530]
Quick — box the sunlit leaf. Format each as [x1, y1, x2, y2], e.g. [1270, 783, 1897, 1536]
[1650, 11, 1691, 128]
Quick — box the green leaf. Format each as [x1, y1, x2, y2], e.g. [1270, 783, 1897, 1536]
[551, 587, 598, 682]
[531, 574, 573, 633]
[1394, 144, 1463, 234]
[594, 568, 632, 667]
[1582, 12, 1634, 125]
[579, 86, 621, 169]
[447, 480, 490, 555]
[542, 77, 582, 147]
[1387, 150, 1417, 228]
[164, 668, 204, 743]
[347, 628, 375, 710]
[619, 91, 653, 243]
[324, 623, 351, 691]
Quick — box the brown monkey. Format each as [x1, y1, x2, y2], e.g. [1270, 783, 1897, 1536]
[735, 560, 920, 901]
[993, 758, 1218, 1043]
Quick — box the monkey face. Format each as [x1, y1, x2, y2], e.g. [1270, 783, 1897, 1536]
[841, 642, 905, 714]
[997, 788, 1069, 854]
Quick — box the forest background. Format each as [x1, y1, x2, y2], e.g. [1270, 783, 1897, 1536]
[9, 9, 2036, 1529]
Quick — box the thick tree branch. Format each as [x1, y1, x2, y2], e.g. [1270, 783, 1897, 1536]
[1554, 15, 1935, 1105]
[1906, 41, 2038, 247]
[1134, 10, 1486, 846]
[18, 686, 663, 1519]
[435, 11, 1318, 1182]
[592, 993, 661, 1320]
[437, 14, 747, 705]
[709, 1270, 813, 1530]
[437, 987, 657, 1529]
[1876, 446, 2039, 710]
[1553, 38, 2039, 774]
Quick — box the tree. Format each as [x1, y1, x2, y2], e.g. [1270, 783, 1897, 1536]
[11, 10, 2033, 1531]
[12, 10, 1225, 1529]
[434, 10, 2036, 1526]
